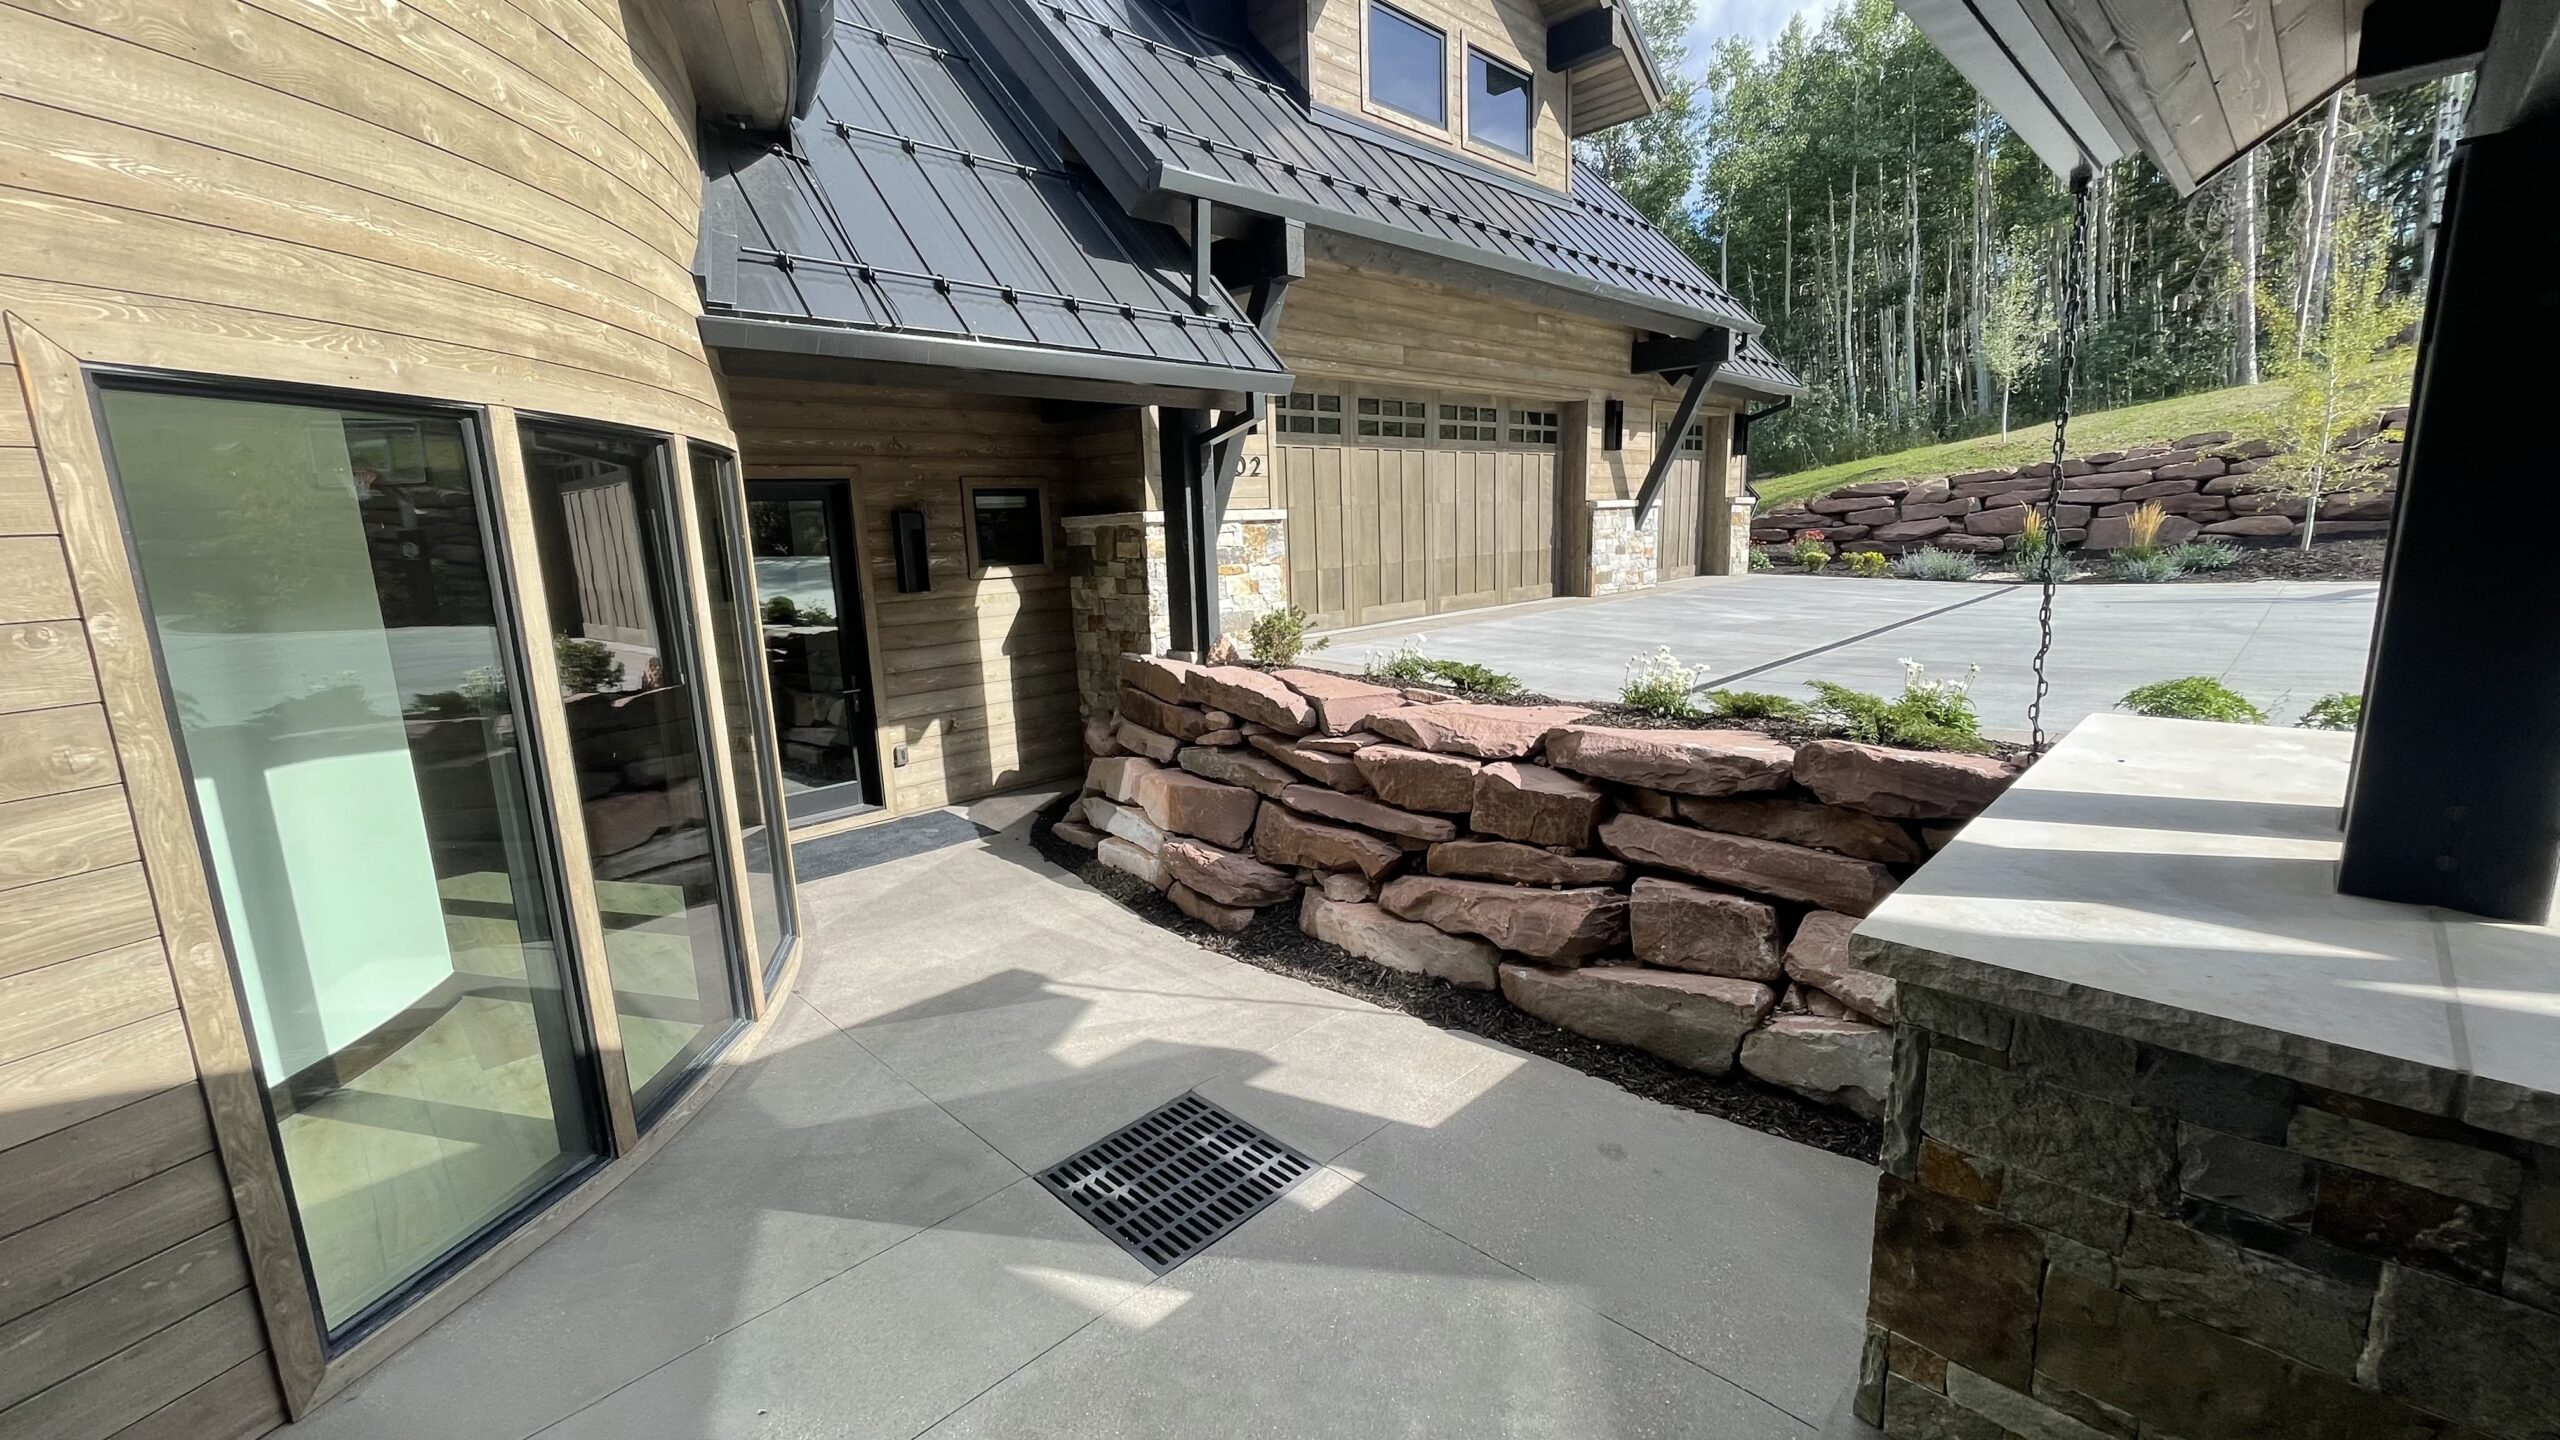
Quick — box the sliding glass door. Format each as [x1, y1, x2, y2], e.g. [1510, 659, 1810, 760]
[686, 445, 796, 982]
[98, 382, 603, 1334]
[518, 424, 747, 1119]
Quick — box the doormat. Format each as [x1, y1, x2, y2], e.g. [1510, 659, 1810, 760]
[792, 811, 992, 883]
[1038, 1093, 1316, 1274]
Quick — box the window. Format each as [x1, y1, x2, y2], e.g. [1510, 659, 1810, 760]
[1439, 402, 1498, 442]
[97, 380, 603, 1334]
[1276, 391, 1343, 435]
[688, 445, 797, 983]
[1681, 424, 1706, 453]
[1467, 50, 1533, 158]
[1508, 408, 1560, 446]
[1358, 395, 1429, 439]
[1603, 398, 1625, 451]
[1368, 2, 1445, 127]
[968, 482, 1049, 571]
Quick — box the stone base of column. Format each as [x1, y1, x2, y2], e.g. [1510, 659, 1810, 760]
[1063, 510, 1290, 716]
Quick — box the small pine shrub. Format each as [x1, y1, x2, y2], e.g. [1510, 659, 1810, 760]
[1891, 548, 1983, 581]
[2300, 692, 2363, 730]
[2118, 677, 2266, 724]
[1805, 662, 1989, 752]
[2169, 539, 2241, 572]
[2111, 550, 2184, 583]
[555, 636, 626, 693]
[1362, 642, 1520, 697]
[1707, 689, 1809, 721]
[1747, 547, 1774, 571]
[1620, 648, 1708, 719]
[1843, 551, 1890, 578]
[1245, 605, 1327, 664]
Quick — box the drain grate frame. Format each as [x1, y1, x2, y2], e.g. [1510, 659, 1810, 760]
[1037, 1093, 1316, 1273]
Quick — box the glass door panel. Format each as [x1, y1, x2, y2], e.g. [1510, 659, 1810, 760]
[745, 483, 880, 820]
[686, 445, 796, 982]
[97, 383, 601, 1334]
[519, 424, 743, 1118]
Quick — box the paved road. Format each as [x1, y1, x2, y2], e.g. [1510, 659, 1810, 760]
[1315, 574, 2380, 739]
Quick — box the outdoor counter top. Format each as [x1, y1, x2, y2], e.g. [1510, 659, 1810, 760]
[1853, 712, 2560, 1147]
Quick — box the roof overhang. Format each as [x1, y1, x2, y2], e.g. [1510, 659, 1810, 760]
[1547, 4, 1668, 135]
[655, 0, 808, 128]
[706, 317, 1281, 410]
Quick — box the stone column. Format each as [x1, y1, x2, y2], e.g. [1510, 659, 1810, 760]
[1062, 509, 1291, 717]
[1587, 500, 1661, 596]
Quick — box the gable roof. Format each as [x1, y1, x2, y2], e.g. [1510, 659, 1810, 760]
[695, 0, 1291, 404]
[952, 0, 1782, 345]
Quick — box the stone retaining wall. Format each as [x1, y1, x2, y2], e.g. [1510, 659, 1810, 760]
[1754, 408, 2405, 557]
[1053, 656, 2024, 1118]
[1857, 986, 2560, 1440]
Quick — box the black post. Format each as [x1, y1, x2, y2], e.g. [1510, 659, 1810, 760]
[1158, 407, 1220, 658]
[2338, 113, 2560, 920]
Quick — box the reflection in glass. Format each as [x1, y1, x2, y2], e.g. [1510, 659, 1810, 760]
[687, 445, 794, 979]
[100, 385, 599, 1332]
[747, 486, 877, 818]
[520, 425, 742, 1117]
[1467, 50, 1532, 157]
[1368, 1, 1445, 125]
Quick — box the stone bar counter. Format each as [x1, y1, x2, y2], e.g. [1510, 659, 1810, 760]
[1848, 714, 2559, 1440]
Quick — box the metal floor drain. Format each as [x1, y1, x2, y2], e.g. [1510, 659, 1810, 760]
[1038, 1093, 1315, 1273]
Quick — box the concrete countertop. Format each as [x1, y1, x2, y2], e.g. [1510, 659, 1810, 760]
[1854, 713, 2560, 1146]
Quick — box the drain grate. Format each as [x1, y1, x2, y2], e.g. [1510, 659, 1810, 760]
[1037, 1093, 1315, 1273]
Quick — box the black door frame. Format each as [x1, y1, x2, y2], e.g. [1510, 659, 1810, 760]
[747, 479, 885, 821]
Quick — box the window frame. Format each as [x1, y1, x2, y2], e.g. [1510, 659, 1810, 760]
[1436, 395, 1501, 446]
[1355, 391, 1432, 444]
[1363, 0, 1450, 134]
[1506, 404, 1562, 449]
[962, 477, 1054, 577]
[1273, 389, 1345, 437]
[1464, 46, 1535, 162]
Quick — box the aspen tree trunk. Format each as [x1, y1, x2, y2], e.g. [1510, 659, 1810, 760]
[1784, 193, 1794, 322]
[2296, 91, 2344, 360]
[2233, 148, 2261, 386]
[1968, 100, 1992, 415]
[1846, 170, 1860, 422]
[1904, 149, 1920, 416]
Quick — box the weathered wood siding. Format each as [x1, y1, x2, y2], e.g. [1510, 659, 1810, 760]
[727, 381, 1138, 817]
[0, 0, 729, 1431]
[1301, 0, 1571, 190]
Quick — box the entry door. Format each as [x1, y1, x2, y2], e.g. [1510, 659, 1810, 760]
[746, 482, 882, 821]
[1655, 410, 1706, 580]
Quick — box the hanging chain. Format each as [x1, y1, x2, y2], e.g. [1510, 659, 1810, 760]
[2028, 165, 2095, 753]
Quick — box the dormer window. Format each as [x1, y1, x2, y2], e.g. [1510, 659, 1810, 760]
[1367, 3, 1446, 128]
[1467, 50, 1533, 158]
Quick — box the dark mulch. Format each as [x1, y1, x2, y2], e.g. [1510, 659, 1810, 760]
[1032, 796, 1881, 1163]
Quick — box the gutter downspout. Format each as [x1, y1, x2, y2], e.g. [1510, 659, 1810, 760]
[1735, 396, 1792, 501]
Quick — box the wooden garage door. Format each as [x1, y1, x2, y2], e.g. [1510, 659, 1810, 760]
[1278, 390, 1557, 631]
[1655, 412, 1707, 581]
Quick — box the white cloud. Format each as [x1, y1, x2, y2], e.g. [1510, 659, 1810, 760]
[1679, 0, 1833, 71]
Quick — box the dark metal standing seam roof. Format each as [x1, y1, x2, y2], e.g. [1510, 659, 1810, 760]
[953, 0, 1798, 367]
[695, 0, 1291, 396]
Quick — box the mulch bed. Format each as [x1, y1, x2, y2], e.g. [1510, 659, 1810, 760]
[1756, 535, 2385, 586]
[1032, 795, 1881, 1163]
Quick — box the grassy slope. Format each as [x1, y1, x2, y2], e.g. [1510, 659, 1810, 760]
[1754, 381, 2301, 510]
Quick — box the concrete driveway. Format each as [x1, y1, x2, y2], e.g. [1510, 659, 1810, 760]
[1316, 574, 2380, 737]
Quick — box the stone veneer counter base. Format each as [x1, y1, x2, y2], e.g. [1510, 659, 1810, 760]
[1847, 712, 2560, 1440]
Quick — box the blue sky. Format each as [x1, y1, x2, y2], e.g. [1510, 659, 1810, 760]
[1678, 0, 1831, 73]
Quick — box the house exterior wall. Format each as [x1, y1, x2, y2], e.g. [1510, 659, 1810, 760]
[725, 381, 1132, 817]
[0, 0, 748, 1431]
[1296, 0, 1574, 191]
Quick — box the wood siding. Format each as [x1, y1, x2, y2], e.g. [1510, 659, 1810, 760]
[728, 381, 1139, 817]
[1303, 0, 1571, 190]
[0, 0, 730, 1431]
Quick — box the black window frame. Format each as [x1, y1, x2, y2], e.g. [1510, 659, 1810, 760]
[965, 480, 1051, 574]
[1366, 1, 1448, 129]
[1465, 48, 1535, 160]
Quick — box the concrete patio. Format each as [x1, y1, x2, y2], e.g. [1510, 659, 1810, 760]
[1315, 574, 2379, 735]
[275, 804, 1877, 1440]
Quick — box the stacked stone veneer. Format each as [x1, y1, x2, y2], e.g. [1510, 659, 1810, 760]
[1856, 985, 2560, 1440]
[1061, 510, 1289, 718]
[1755, 408, 2405, 556]
[1051, 655, 2022, 1118]
[1588, 501, 1662, 596]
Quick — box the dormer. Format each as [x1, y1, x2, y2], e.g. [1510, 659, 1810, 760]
[1235, 0, 1663, 192]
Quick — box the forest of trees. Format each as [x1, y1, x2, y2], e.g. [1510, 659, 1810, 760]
[1579, 0, 2463, 476]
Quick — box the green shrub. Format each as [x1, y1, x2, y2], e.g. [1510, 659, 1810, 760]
[1707, 689, 1809, 721]
[2300, 692, 2362, 730]
[1620, 648, 1707, 719]
[1791, 534, 1832, 569]
[1245, 605, 1327, 664]
[1890, 548, 1982, 581]
[1361, 643, 1521, 697]
[2169, 539, 2241, 572]
[2118, 677, 2265, 723]
[2110, 550, 2184, 583]
[555, 636, 625, 694]
[1747, 547, 1774, 571]
[1843, 551, 1890, 578]
[1805, 662, 1989, 752]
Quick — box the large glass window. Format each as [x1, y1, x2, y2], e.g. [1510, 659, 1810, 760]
[1368, 2, 1445, 126]
[1467, 50, 1533, 157]
[99, 382, 601, 1334]
[520, 424, 743, 1119]
[687, 444, 795, 982]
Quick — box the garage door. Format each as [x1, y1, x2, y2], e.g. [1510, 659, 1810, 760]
[1271, 388, 1559, 631]
[1654, 409, 1706, 580]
